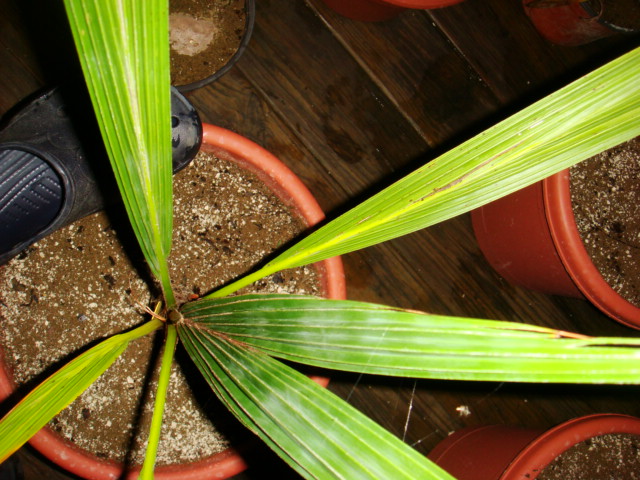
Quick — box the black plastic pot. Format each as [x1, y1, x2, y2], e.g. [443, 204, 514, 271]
[174, 0, 255, 93]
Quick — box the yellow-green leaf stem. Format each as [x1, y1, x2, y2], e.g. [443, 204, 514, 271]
[139, 323, 177, 480]
[208, 47, 640, 299]
[0, 319, 163, 462]
[63, 0, 175, 307]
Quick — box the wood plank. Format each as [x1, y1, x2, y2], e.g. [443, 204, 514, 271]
[306, 0, 501, 147]
[428, 0, 640, 104]
[0, 0, 43, 78]
[0, 45, 42, 115]
[232, 0, 431, 201]
[0, 0, 45, 114]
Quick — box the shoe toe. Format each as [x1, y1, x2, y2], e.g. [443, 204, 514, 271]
[0, 148, 63, 263]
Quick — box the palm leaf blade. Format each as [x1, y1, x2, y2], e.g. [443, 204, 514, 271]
[210, 47, 640, 298]
[63, 0, 174, 304]
[182, 295, 640, 383]
[178, 323, 454, 480]
[0, 320, 162, 462]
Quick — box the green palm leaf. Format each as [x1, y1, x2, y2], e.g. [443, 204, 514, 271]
[178, 321, 454, 480]
[0, 319, 162, 462]
[210, 47, 640, 298]
[63, 0, 175, 306]
[182, 295, 640, 384]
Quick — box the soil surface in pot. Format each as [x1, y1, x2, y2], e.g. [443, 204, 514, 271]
[536, 433, 640, 479]
[0, 151, 321, 466]
[170, 0, 246, 87]
[570, 136, 640, 307]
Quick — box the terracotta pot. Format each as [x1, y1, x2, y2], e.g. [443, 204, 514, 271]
[428, 413, 640, 479]
[0, 123, 346, 480]
[523, 0, 639, 46]
[321, 0, 464, 22]
[174, 0, 255, 92]
[471, 169, 640, 329]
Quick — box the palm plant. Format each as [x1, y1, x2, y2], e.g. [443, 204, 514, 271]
[0, 0, 639, 479]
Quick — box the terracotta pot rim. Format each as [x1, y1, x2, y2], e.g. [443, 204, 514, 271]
[0, 123, 346, 479]
[501, 413, 640, 479]
[543, 170, 640, 328]
[377, 0, 463, 7]
[320, 0, 463, 22]
[27, 429, 248, 480]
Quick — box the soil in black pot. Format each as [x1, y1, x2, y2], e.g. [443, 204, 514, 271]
[536, 433, 640, 479]
[0, 150, 321, 466]
[570, 136, 640, 308]
[170, 0, 247, 88]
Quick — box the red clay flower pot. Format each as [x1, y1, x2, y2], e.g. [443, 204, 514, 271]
[321, 0, 465, 22]
[428, 413, 640, 479]
[471, 169, 640, 329]
[0, 124, 346, 480]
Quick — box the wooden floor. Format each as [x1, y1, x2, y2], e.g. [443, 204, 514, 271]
[1, 0, 640, 478]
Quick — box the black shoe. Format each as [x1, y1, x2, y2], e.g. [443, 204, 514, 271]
[0, 86, 201, 265]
